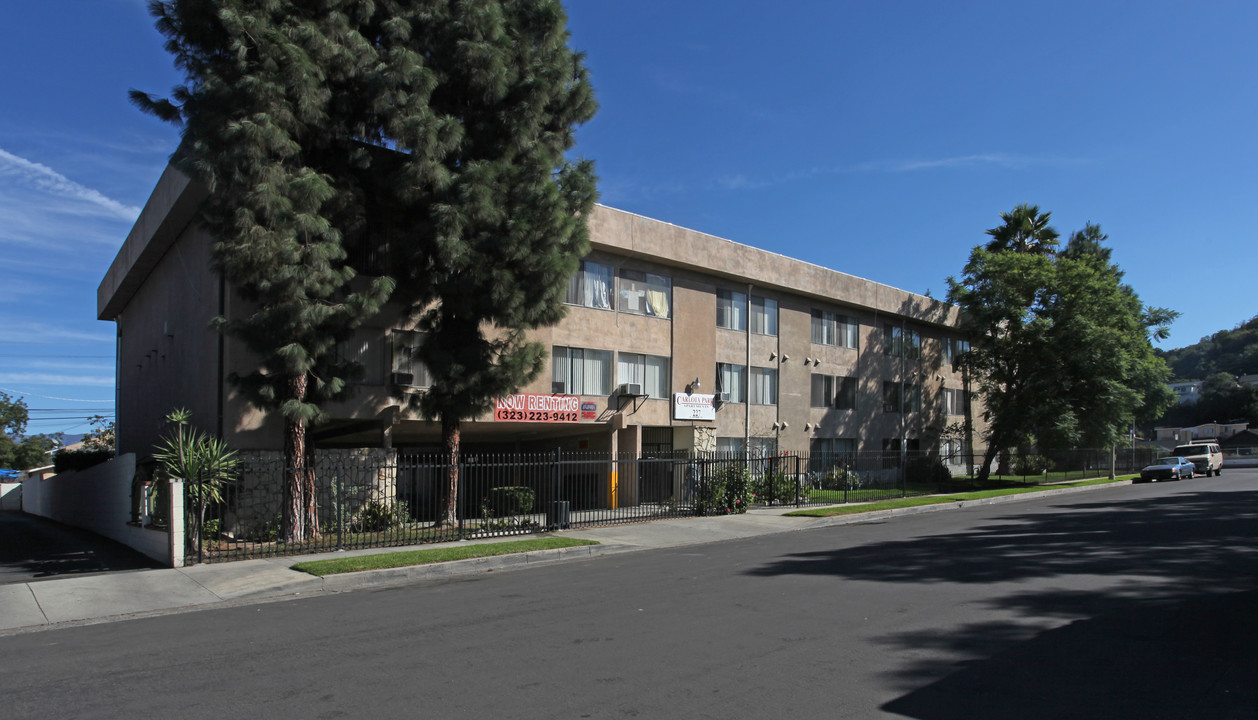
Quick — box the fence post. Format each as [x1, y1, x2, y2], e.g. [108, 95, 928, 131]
[457, 455, 465, 540]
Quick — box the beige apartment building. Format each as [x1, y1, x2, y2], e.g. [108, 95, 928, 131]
[99, 165, 980, 464]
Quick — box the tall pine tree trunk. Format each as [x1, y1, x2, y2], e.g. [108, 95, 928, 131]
[440, 415, 460, 528]
[283, 374, 309, 544]
[303, 429, 320, 539]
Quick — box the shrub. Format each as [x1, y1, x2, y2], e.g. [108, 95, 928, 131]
[351, 499, 409, 532]
[753, 472, 807, 505]
[905, 456, 951, 486]
[487, 486, 536, 516]
[1013, 455, 1050, 476]
[695, 463, 753, 515]
[54, 448, 114, 473]
[815, 467, 862, 491]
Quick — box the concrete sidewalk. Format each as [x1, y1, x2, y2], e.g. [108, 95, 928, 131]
[0, 479, 1127, 635]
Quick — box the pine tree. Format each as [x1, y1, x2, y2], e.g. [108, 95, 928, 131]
[364, 1, 599, 526]
[133, 1, 397, 542]
[134, 0, 597, 534]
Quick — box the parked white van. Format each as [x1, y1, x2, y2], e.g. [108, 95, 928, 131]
[1172, 443, 1224, 476]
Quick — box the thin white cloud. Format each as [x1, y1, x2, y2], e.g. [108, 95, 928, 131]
[0, 373, 115, 388]
[0, 147, 142, 220]
[715, 153, 1090, 192]
[0, 322, 113, 345]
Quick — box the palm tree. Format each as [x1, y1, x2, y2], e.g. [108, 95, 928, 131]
[984, 203, 1060, 255]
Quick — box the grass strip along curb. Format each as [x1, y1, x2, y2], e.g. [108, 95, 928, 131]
[291, 538, 600, 576]
[785, 475, 1135, 517]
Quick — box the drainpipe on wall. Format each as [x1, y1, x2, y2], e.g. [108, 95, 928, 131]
[745, 284, 752, 452]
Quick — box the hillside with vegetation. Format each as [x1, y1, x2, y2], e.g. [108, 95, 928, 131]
[1158, 314, 1258, 380]
[1153, 315, 1258, 429]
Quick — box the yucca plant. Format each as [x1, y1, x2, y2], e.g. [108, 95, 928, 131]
[153, 408, 238, 547]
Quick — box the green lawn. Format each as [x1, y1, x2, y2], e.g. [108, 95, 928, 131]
[786, 475, 1134, 517]
[290, 537, 599, 576]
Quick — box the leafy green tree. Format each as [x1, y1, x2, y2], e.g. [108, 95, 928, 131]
[0, 392, 61, 471]
[1159, 314, 1258, 381]
[983, 203, 1060, 255]
[949, 208, 1176, 481]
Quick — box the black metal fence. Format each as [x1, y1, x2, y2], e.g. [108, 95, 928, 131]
[183, 446, 1158, 563]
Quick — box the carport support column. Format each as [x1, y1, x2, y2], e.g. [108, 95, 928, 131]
[616, 424, 642, 508]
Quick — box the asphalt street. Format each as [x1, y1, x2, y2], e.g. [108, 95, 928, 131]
[2, 470, 1256, 719]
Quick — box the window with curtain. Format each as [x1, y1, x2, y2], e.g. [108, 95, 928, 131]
[885, 325, 921, 358]
[565, 260, 614, 310]
[618, 270, 671, 318]
[749, 367, 778, 405]
[750, 296, 777, 335]
[335, 329, 384, 384]
[617, 352, 669, 398]
[716, 289, 747, 330]
[391, 330, 431, 386]
[716, 362, 747, 403]
[811, 310, 858, 348]
[811, 374, 856, 409]
[943, 387, 967, 415]
[552, 346, 612, 395]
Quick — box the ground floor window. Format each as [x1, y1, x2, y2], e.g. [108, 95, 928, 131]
[391, 330, 430, 387]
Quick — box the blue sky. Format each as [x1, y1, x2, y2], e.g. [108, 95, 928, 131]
[2, 0, 1256, 437]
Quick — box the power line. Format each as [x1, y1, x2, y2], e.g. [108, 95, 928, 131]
[0, 387, 112, 402]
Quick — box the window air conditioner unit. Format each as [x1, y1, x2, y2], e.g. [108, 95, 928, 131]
[391, 372, 414, 386]
[552, 381, 567, 394]
[718, 392, 731, 403]
[884, 403, 896, 412]
[618, 383, 644, 397]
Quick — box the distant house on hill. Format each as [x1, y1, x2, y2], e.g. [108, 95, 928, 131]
[1153, 421, 1249, 446]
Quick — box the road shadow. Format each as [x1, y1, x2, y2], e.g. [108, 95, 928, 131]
[0, 511, 163, 583]
[744, 487, 1258, 718]
[880, 588, 1258, 719]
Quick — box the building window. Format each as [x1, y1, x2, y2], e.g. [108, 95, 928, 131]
[940, 438, 967, 465]
[809, 437, 857, 472]
[811, 374, 856, 409]
[717, 289, 747, 331]
[553, 346, 612, 395]
[617, 352, 669, 398]
[337, 330, 384, 385]
[943, 337, 970, 364]
[391, 330, 430, 387]
[885, 325, 921, 358]
[882, 381, 920, 413]
[749, 367, 778, 405]
[811, 310, 858, 348]
[748, 437, 778, 457]
[943, 387, 967, 416]
[716, 362, 747, 403]
[618, 270, 671, 318]
[882, 438, 920, 467]
[750, 296, 778, 335]
[716, 437, 745, 456]
[565, 260, 614, 310]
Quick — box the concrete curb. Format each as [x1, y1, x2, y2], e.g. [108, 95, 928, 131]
[0, 478, 1133, 634]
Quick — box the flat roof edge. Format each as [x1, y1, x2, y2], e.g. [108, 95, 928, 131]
[97, 164, 210, 320]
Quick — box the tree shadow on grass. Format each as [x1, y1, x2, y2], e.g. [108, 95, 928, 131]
[745, 487, 1258, 718]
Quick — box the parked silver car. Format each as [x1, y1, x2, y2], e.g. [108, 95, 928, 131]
[1137, 456, 1196, 483]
